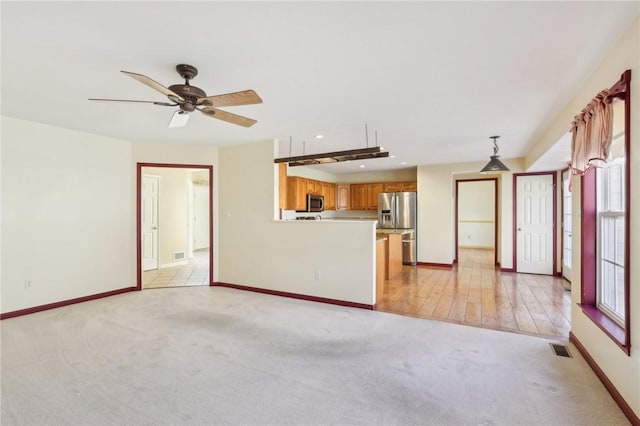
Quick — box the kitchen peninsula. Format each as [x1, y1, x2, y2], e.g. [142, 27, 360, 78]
[376, 229, 411, 279]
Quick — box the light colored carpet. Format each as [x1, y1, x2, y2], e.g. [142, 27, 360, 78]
[1, 286, 629, 426]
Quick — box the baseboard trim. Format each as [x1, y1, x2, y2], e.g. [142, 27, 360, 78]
[500, 267, 515, 273]
[212, 282, 375, 310]
[0, 286, 138, 320]
[416, 262, 453, 269]
[159, 260, 188, 269]
[569, 332, 640, 425]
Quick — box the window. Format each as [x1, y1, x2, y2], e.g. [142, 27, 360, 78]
[596, 134, 626, 326]
[578, 70, 631, 354]
[561, 169, 572, 281]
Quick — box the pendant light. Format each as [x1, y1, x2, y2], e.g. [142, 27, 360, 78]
[480, 136, 510, 172]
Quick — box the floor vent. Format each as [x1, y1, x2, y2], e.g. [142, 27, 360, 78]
[550, 343, 572, 358]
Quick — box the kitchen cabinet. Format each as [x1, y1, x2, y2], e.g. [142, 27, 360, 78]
[383, 182, 403, 192]
[305, 179, 323, 194]
[367, 183, 384, 210]
[286, 177, 336, 211]
[401, 181, 417, 191]
[336, 184, 350, 210]
[278, 163, 288, 209]
[349, 183, 386, 211]
[322, 182, 336, 210]
[328, 184, 336, 210]
[383, 181, 417, 192]
[286, 177, 307, 211]
[350, 184, 367, 210]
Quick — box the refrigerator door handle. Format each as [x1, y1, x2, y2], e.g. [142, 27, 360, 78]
[392, 193, 398, 228]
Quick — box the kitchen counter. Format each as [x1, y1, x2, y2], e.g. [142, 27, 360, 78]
[376, 228, 414, 235]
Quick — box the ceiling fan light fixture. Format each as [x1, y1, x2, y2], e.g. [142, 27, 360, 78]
[168, 110, 190, 128]
[480, 136, 510, 172]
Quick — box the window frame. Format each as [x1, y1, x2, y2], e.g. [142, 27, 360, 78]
[579, 70, 631, 355]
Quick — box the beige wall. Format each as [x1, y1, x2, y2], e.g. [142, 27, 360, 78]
[416, 158, 524, 267]
[219, 140, 376, 305]
[286, 164, 337, 183]
[1, 117, 135, 313]
[458, 180, 495, 249]
[528, 17, 640, 418]
[337, 168, 417, 184]
[143, 167, 190, 267]
[286, 163, 417, 185]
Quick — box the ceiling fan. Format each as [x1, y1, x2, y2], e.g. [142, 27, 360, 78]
[89, 64, 262, 128]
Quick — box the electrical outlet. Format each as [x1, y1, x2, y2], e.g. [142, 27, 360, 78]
[314, 271, 321, 281]
[24, 280, 32, 289]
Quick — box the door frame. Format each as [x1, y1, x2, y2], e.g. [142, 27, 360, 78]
[560, 167, 572, 281]
[454, 178, 498, 265]
[512, 171, 557, 275]
[136, 163, 214, 290]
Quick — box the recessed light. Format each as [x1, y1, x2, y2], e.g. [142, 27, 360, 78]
[390, 155, 397, 159]
[315, 134, 324, 139]
[359, 164, 366, 168]
[400, 161, 407, 165]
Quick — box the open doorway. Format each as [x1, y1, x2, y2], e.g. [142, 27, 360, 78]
[136, 163, 213, 290]
[455, 178, 498, 266]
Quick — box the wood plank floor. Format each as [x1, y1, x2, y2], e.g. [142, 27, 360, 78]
[376, 248, 572, 340]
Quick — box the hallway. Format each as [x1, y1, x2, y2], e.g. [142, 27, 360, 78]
[142, 249, 210, 289]
[377, 248, 572, 340]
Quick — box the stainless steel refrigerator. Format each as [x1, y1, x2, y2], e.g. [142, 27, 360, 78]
[378, 192, 417, 265]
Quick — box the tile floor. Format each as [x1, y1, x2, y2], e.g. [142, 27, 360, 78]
[143, 249, 210, 289]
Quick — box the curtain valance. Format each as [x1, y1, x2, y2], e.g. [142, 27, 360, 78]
[570, 70, 630, 175]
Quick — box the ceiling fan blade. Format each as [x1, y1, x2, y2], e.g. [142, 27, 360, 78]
[196, 89, 263, 107]
[121, 70, 185, 102]
[168, 110, 190, 128]
[88, 98, 176, 106]
[200, 107, 257, 127]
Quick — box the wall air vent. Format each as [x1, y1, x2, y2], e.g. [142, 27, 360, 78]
[173, 252, 185, 261]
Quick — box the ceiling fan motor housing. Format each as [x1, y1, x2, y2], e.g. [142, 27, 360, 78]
[169, 84, 206, 112]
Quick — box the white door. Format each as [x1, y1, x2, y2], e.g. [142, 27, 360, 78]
[516, 174, 554, 275]
[193, 184, 209, 250]
[142, 175, 159, 271]
[561, 170, 572, 281]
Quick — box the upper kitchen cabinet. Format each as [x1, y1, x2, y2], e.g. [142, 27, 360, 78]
[383, 181, 417, 192]
[286, 177, 307, 211]
[350, 184, 367, 210]
[285, 176, 336, 211]
[337, 184, 350, 210]
[305, 179, 318, 195]
[322, 182, 336, 210]
[367, 183, 384, 210]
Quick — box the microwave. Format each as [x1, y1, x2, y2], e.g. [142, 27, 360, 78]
[297, 194, 324, 212]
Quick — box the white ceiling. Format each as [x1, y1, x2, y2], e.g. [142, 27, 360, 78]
[2, 1, 638, 174]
